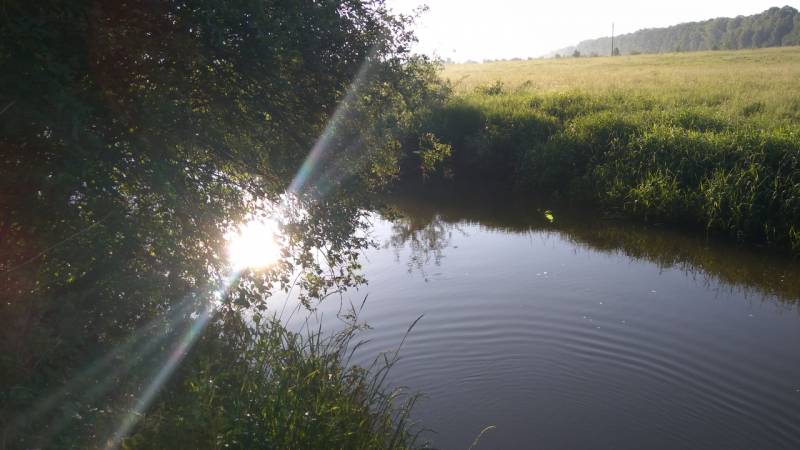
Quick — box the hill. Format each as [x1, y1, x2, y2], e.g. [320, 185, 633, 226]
[550, 6, 800, 57]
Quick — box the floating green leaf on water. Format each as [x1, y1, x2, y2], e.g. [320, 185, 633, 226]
[544, 210, 555, 223]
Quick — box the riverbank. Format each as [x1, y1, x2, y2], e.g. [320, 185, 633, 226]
[123, 316, 425, 450]
[409, 48, 800, 254]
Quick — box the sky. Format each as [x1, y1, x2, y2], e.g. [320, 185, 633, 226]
[385, 0, 795, 61]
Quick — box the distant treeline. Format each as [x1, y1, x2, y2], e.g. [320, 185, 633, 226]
[553, 6, 800, 57]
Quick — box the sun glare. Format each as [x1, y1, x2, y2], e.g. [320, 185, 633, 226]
[227, 219, 282, 270]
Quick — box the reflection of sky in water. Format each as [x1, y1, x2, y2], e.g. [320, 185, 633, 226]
[285, 201, 800, 450]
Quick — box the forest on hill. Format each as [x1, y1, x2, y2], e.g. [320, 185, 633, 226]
[552, 6, 800, 57]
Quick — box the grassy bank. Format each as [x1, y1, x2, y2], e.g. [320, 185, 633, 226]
[123, 315, 424, 450]
[416, 47, 800, 253]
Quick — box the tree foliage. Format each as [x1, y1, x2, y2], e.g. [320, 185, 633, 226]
[0, 1, 444, 447]
[554, 6, 800, 56]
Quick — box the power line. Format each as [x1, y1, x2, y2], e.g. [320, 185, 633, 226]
[611, 22, 615, 56]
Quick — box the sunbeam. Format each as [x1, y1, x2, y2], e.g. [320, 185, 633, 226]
[9, 43, 386, 449]
[102, 271, 241, 449]
[104, 304, 216, 449]
[288, 49, 378, 197]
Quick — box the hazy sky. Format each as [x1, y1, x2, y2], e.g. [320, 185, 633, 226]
[386, 0, 793, 61]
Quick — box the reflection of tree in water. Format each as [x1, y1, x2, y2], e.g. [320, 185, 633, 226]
[384, 214, 465, 280]
[384, 193, 800, 304]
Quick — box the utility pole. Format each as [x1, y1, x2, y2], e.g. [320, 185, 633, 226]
[611, 22, 615, 56]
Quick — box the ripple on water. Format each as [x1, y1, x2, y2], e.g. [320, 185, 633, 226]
[297, 206, 800, 450]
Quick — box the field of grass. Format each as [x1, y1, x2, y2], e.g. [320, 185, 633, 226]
[413, 47, 800, 253]
[442, 47, 800, 124]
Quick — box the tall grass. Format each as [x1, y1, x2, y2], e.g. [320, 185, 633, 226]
[416, 48, 800, 253]
[122, 313, 427, 450]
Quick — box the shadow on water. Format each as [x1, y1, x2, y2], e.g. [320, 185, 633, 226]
[384, 190, 800, 305]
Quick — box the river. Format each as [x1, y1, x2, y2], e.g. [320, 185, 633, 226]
[285, 194, 800, 449]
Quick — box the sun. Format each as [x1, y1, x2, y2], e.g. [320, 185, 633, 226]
[227, 219, 282, 270]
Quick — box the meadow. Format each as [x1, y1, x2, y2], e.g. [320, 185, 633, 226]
[417, 47, 800, 253]
[443, 47, 800, 123]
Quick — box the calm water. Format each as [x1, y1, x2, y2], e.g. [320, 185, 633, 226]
[287, 196, 800, 449]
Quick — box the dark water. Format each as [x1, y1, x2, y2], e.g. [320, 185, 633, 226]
[288, 196, 800, 449]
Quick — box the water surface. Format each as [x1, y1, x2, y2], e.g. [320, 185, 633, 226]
[288, 195, 800, 449]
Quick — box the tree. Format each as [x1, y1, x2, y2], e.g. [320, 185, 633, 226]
[561, 6, 799, 55]
[0, 1, 445, 447]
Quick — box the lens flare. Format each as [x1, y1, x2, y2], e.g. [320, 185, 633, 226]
[227, 219, 282, 270]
